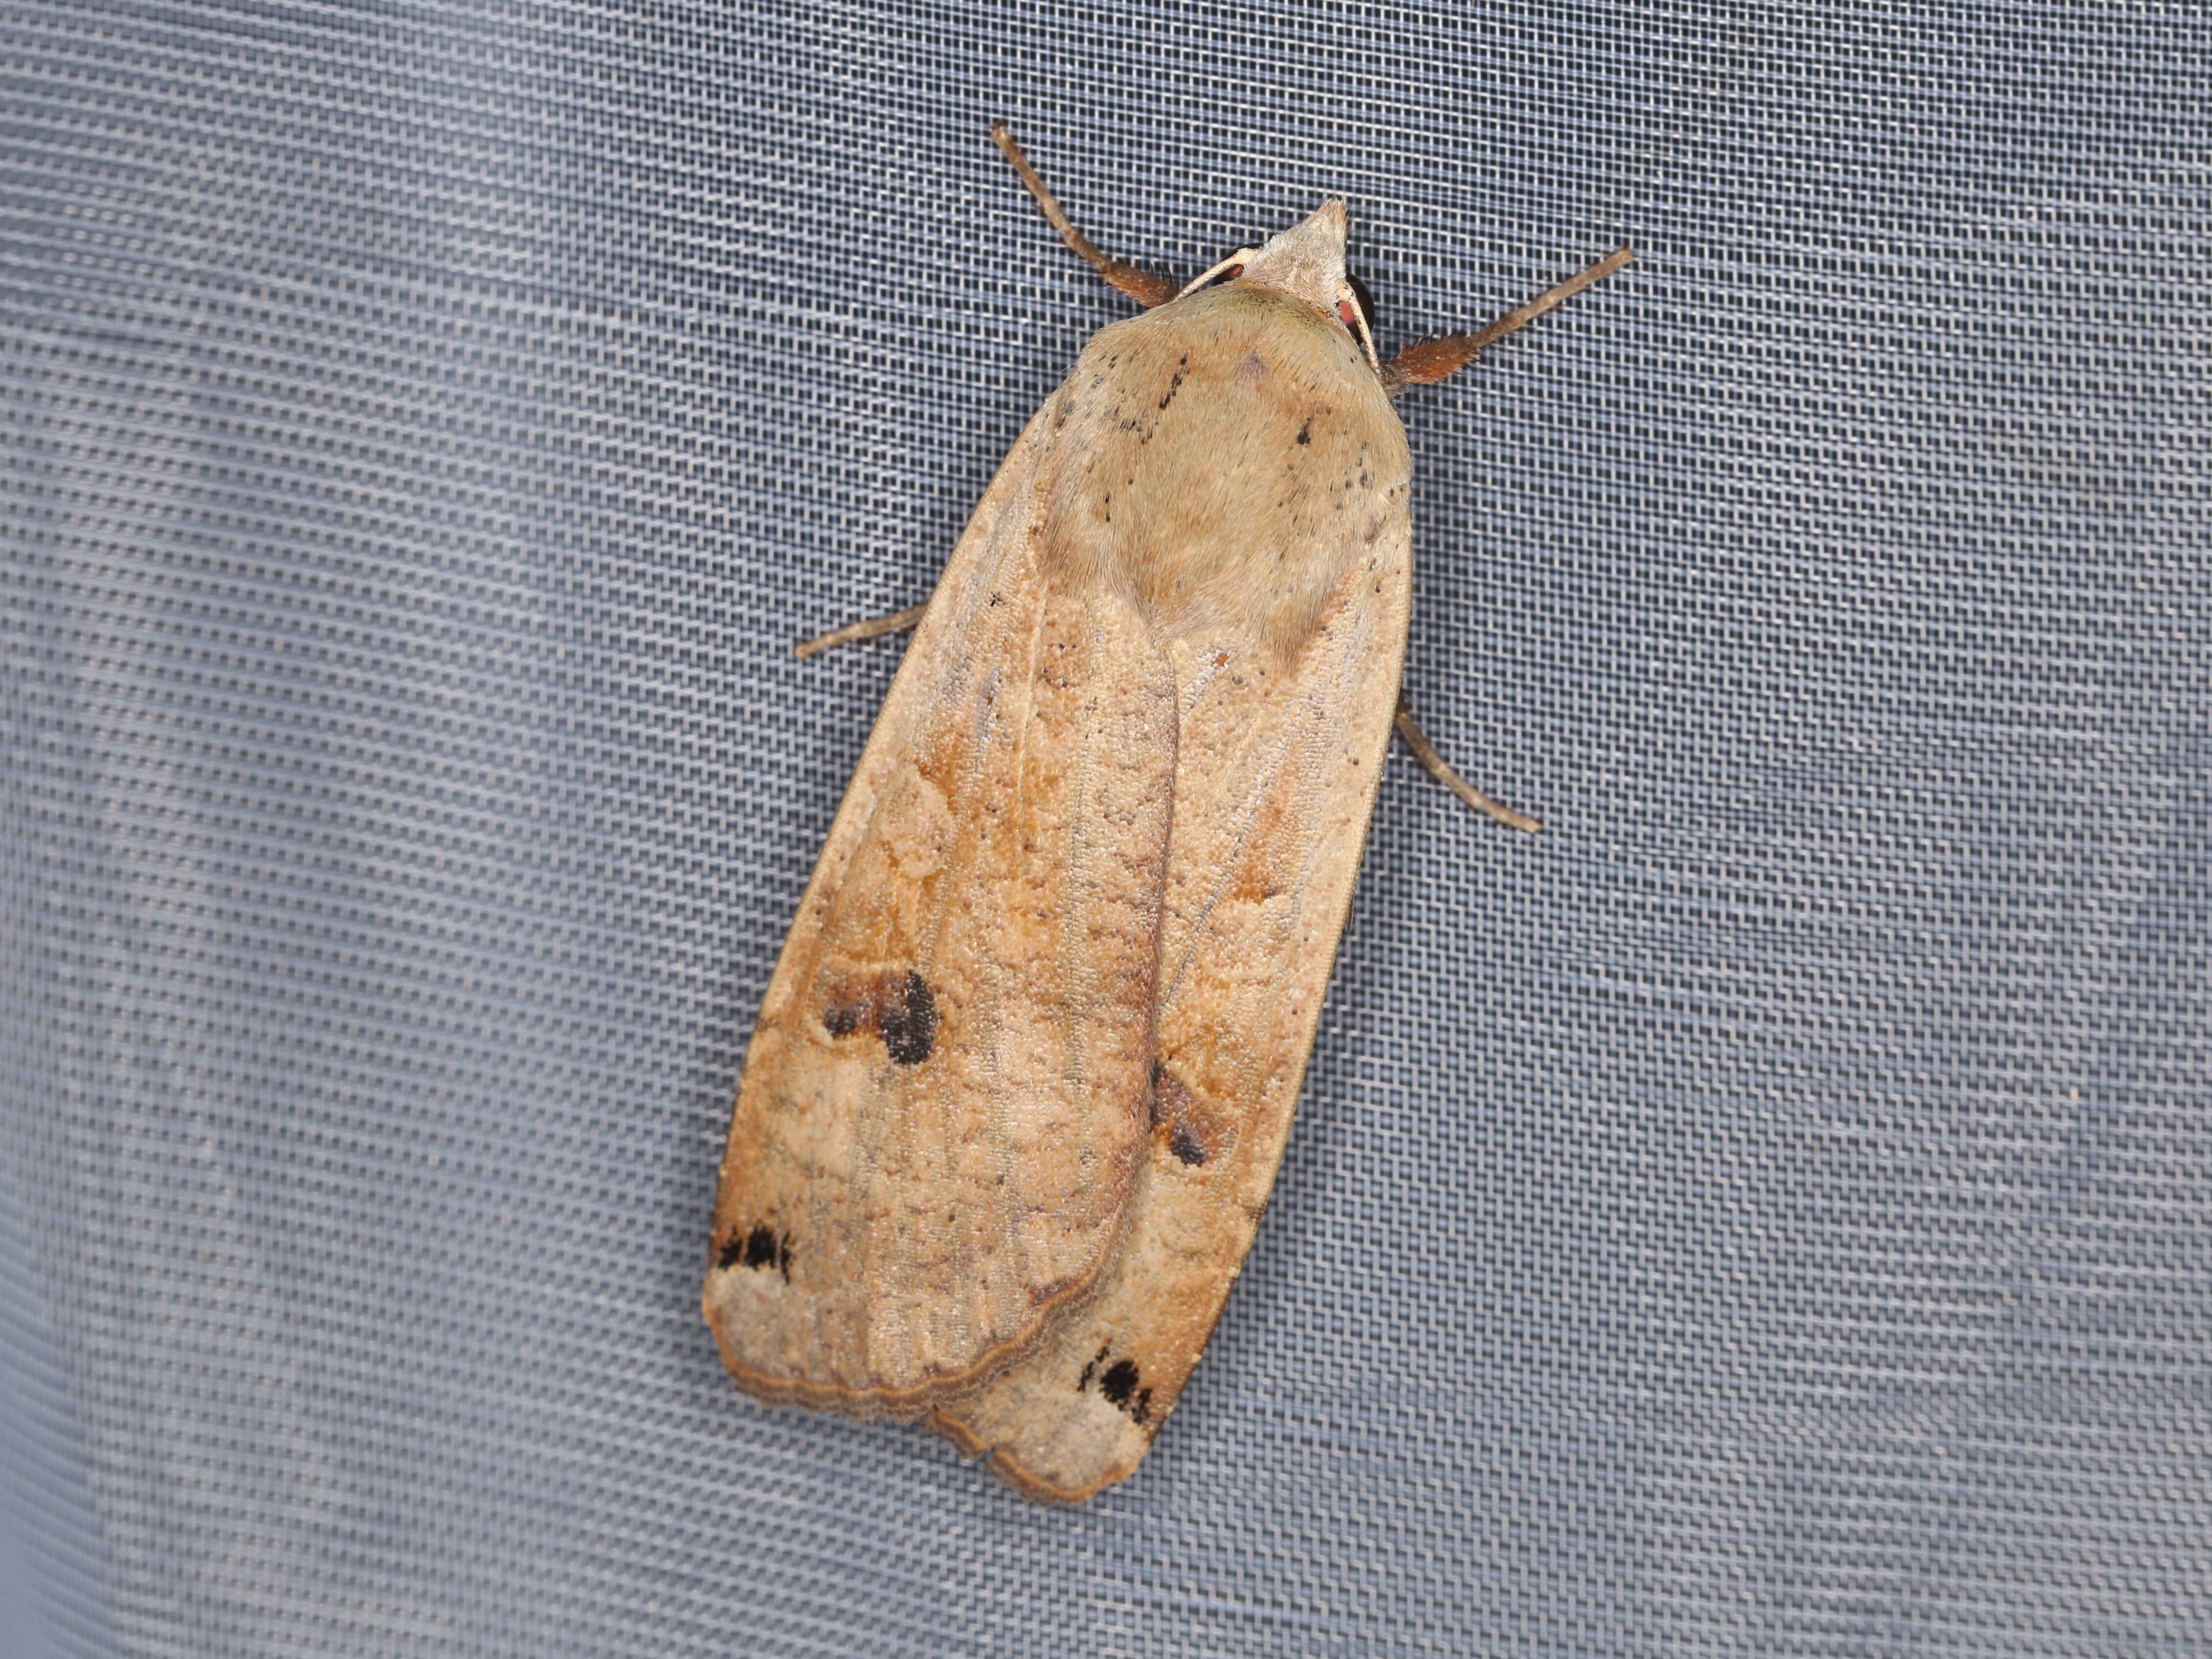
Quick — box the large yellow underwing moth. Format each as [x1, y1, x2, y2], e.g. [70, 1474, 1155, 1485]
[704, 125, 1630, 1502]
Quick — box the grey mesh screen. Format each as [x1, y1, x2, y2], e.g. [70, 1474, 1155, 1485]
[4, 2, 2207, 1654]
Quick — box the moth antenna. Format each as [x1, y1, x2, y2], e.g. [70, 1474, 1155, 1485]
[991, 123, 1182, 309]
[1176, 250, 1258, 298]
[1395, 695, 1542, 833]
[1337, 279, 1382, 375]
[794, 601, 928, 660]
[1383, 245, 1633, 397]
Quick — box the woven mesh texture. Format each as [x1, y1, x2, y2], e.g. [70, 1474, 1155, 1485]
[4, 2, 2207, 1653]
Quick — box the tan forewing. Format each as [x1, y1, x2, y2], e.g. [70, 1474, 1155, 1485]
[931, 285, 1414, 1498]
[704, 399, 1177, 1418]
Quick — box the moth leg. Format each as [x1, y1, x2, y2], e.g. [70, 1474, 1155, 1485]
[792, 601, 928, 660]
[1383, 245, 1633, 396]
[991, 122, 1181, 308]
[1395, 694, 1541, 834]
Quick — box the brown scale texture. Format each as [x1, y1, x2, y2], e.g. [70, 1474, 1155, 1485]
[706, 283, 1410, 1498]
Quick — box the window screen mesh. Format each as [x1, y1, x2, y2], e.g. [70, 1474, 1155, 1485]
[3, 2, 2206, 1654]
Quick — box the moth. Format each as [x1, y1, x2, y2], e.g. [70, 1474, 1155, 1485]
[704, 125, 1630, 1502]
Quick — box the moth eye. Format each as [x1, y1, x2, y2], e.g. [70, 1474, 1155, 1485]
[1345, 271, 1377, 334]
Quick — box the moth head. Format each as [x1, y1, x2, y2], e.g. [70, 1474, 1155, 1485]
[1177, 199, 1380, 374]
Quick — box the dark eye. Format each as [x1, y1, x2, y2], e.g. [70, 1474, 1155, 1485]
[1346, 271, 1377, 334]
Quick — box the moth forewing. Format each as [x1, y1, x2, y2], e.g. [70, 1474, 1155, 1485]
[703, 394, 1174, 1418]
[929, 284, 1413, 1498]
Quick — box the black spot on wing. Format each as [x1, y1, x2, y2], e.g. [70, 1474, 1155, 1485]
[823, 968, 939, 1065]
[1099, 1359, 1140, 1407]
[722, 1224, 793, 1282]
[1096, 1358, 1152, 1425]
[1150, 1061, 1219, 1167]
[1077, 1346, 1153, 1423]
[1077, 1343, 1109, 1392]
[882, 970, 938, 1064]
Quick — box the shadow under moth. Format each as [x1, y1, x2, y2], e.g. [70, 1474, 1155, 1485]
[703, 125, 1630, 1502]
